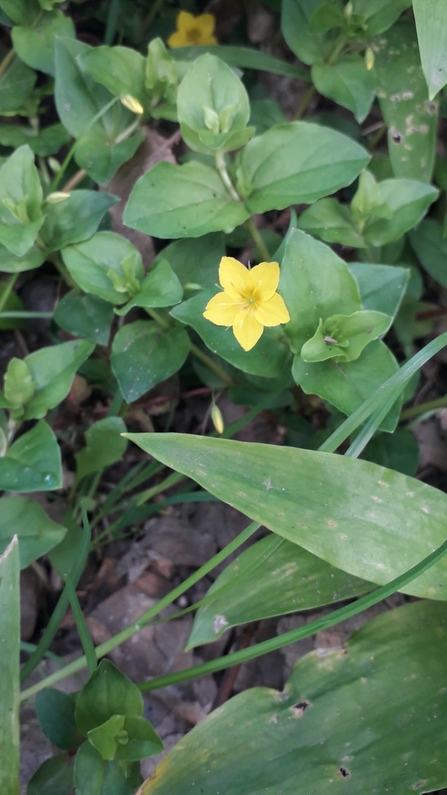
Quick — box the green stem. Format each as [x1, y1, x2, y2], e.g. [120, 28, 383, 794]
[400, 395, 447, 421]
[142, 0, 165, 31]
[20, 521, 260, 701]
[0, 48, 14, 78]
[244, 217, 271, 261]
[135, 470, 183, 507]
[214, 151, 241, 202]
[0, 274, 18, 314]
[292, 84, 317, 121]
[189, 342, 234, 386]
[50, 96, 120, 191]
[0, 311, 53, 319]
[138, 537, 447, 692]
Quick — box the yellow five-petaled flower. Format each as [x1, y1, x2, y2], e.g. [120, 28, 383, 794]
[167, 11, 217, 48]
[203, 257, 290, 352]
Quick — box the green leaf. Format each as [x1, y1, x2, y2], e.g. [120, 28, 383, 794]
[40, 191, 118, 253]
[23, 339, 95, 420]
[312, 55, 376, 123]
[281, 0, 335, 65]
[374, 20, 438, 182]
[409, 219, 447, 288]
[298, 198, 366, 248]
[170, 45, 309, 81]
[363, 178, 438, 245]
[0, 242, 45, 273]
[35, 689, 83, 750]
[4, 357, 35, 410]
[172, 290, 289, 378]
[12, 10, 74, 76]
[0, 0, 40, 24]
[75, 660, 143, 736]
[123, 160, 250, 239]
[54, 37, 143, 184]
[347, 262, 409, 317]
[177, 54, 254, 155]
[79, 45, 147, 107]
[413, 0, 447, 99]
[300, 310, 391, 363]
[61, 232, 144, 305]
[0, 497, 66, 567]
[54, 291, 114, 345]
[115, 259, 183, 315]
[75, 417, 127, 482]
[137, 601, 447, 795]
[0, 122, 70, 157]
[88, 715, 163, 762]
[279, 229, 361, 354]
[352, 0, 411, 35]
[111, 321, 190, 403]
[238, 122, 370, 213]
[0, 145, 43, 257]
[188, 536, 370, 648]
[152, 233, 225, 289]
[0, 537, 19, 795]
[88, 715, 126, 761]
[74, 742, 138, 795]
[125, 431, 447, 598]
[0, 57, 36, 114]
[27, 753, 74, 795]
[293, 339, 401, 430]
[363, 427, 419, 476]
[74, 126, 144, 187]
[0, 421, 61, 492]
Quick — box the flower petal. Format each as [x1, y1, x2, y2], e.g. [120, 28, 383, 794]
[254, 292, 290, 327]
[249, 261, 280, 302]
[196, 13, 216, 36]
[233, 307, 263, 351]
[203, 292, 242, 326]
[167, 30, 188, 48]
[177, 11, 196, 31]
[219, 257, 252, 299]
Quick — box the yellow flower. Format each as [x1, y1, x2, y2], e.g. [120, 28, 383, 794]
[120, 94, 144, 115]
[203, 257, 290, 352]
[167, 11, 217, 48]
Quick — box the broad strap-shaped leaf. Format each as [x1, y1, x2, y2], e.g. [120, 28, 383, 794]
[123, 431, 447, 598]
[0, 537, 20, 795]
[374, 21, 438, 182]
[187, 535, 371, 648]
[238, 122, 369, 213]
[138, 600, 447, 794]
[123, 161, 250, 239]
[413, 0, 447, 100]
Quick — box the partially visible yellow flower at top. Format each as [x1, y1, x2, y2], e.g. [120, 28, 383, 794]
[167, 11, 217, 48]
[203, 257, 290, 352]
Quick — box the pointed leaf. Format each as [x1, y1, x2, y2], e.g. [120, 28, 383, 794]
[0, 497, 66, 567]
[413, 0, 447, 99]
[75, 417, 127, 482]
[12, 10, 74, 76]
[312, 55, 376, 123]
[0, 421, 62, 492]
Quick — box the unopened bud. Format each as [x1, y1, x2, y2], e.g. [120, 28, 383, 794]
[46, 191, 71, 203]
[120, 94, 144, 115]
[344, 1, 353, 17]
[47, 157, 61, 173]
[365, 46, 375, 71]
[211, 404, 224, 435]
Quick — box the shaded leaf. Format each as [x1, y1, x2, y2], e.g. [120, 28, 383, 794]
[0, 421, 61, 492]
[75, 417, 127, 482]
[0, 497, 66, 568]
[12, 10, 74, 76]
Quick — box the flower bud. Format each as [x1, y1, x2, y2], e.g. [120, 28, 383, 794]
[365, 47, 375, 71]
[120, 94, 144, 115]
[211, 404, 224, 435]
[46, 191, 71, 203]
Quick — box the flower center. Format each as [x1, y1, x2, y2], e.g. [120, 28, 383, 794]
[187, 27, 202, 44]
